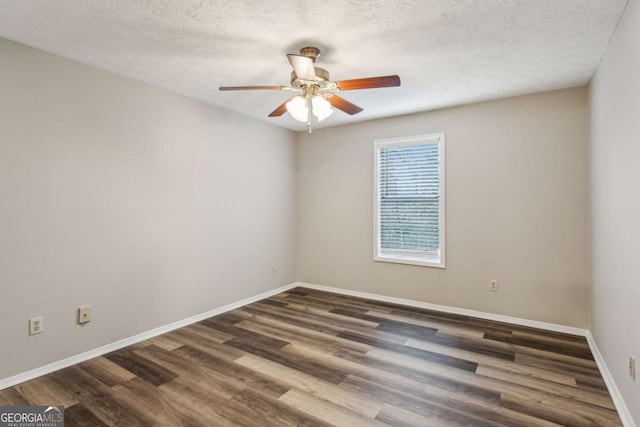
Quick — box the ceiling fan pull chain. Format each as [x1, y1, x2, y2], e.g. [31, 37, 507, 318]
[307, 95, 312, 133]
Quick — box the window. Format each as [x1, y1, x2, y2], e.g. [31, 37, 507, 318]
[374, 133, 445, 268]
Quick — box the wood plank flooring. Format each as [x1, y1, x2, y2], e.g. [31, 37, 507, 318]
[0, 288, 622, 426]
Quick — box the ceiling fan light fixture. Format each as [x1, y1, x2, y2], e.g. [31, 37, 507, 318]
[285, 95, 308, 122]
[220, 46, 401, 129]
[311, 95, 333, 122]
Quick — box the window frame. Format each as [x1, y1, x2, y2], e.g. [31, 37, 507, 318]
[373, 133, 446, 269]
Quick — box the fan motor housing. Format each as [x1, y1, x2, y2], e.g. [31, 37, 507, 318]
[291, 67, 330, 88]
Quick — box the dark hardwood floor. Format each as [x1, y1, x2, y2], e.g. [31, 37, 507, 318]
[0, 288, 622, 426]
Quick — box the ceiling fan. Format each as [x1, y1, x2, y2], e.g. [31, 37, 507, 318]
[219, 47, 401, 132]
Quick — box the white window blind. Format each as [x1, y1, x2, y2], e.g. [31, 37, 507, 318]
[374, 134, 445, 268]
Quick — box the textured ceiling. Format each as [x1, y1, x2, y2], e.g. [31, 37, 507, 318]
[0, 0, 628, 131]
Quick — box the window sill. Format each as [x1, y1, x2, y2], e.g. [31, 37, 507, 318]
[374, 254, 445, 269]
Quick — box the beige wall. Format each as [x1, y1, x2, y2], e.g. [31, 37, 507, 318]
[590, 0, 640, 423]
[0, 38, 297, 379]
[297, 87, 589, 327]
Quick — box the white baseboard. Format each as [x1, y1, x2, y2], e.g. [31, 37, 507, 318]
[296, 282, 587, 336]
[0, 282, 297, 391]
[585, 331, 636, 427]
[296, 281, 636, 427]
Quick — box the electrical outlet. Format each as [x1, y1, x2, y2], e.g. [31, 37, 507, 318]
[29, 317, 43, 335]
[489, 279, 498, 292]
[271, 263, 276, 274]
[78, 306, 92, 324]
[630, 356, 636, 381]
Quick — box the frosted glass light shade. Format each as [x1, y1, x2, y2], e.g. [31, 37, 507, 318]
[286, 96, 309, 122]
[312, 96, 334, 122]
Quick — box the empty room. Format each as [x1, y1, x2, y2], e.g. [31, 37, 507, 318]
[0, 1, 638, 426]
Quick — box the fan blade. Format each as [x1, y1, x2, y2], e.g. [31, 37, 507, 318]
[326, 94, 363, 115]
[219, 86, 284, 91]
[335, 75, 401, 91]
[268, 99, 290, 117]
[287, 54, 317, 81]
